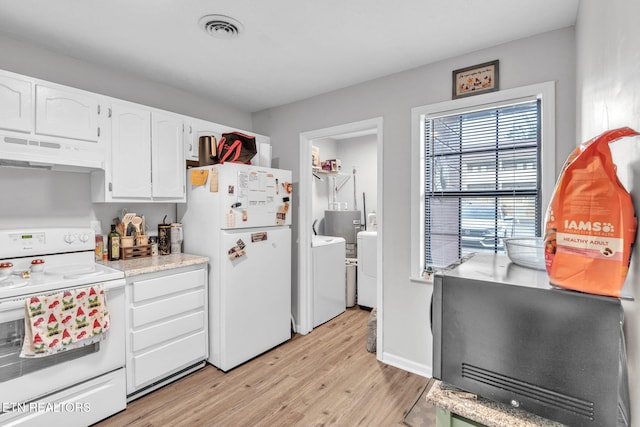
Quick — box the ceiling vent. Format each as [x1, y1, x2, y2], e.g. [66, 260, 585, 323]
[199, 14, 243, 39]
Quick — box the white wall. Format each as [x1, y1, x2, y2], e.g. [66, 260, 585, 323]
[253, 27, 576, 374]
[576, 0, 640, 420]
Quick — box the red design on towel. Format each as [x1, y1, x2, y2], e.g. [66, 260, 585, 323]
[21, 285, 111, 358]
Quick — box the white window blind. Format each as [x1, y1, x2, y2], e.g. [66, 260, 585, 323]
[423, 99, 541, 271]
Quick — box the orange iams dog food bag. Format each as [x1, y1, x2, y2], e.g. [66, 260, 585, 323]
[544, 127, 638, 297]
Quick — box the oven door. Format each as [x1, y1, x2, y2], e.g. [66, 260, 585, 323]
[0, 279, 125, 405]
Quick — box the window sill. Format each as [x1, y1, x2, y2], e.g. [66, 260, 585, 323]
[410, 275, 434, 285]
[412, 254, 477, 285]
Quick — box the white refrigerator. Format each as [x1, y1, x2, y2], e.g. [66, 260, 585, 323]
[181, 163, 292, 372]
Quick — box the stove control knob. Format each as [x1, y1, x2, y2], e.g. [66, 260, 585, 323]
[79, 233, 90, 243]
[64, 234, 76, 244]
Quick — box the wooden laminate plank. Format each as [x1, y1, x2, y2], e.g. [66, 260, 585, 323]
[95, 307, 428, 427]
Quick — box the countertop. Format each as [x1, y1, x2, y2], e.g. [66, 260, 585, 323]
[99, 253, 208, 277]
[436, 253, 552, 290]
[426, 380, 565, 427]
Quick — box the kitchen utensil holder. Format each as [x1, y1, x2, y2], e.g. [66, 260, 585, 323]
[120, 244, 152, 260]
[120, 236, 134, 248]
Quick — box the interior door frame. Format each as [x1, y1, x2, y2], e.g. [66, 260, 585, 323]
[298, 117, 383, 357]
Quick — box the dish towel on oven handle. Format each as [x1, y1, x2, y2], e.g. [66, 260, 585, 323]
[20, 285, 111, 358]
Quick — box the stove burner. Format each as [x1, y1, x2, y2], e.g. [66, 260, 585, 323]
[0, 275, 28, 289]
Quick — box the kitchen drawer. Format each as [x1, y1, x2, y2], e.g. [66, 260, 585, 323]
[131, 288, 204, 328]
[129, 330, 207, 391]
[1, 368, 126, 427]
[131, 310, 205, 352]
[132, 269, 204, 303]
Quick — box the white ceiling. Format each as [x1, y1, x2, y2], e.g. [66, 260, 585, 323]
[0, 1, 579, 113]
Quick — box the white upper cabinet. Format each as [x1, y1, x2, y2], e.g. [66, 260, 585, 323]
[152, 111, 185, 199]
[183, 117, 233, 163]
[35, 84, 100, 142]
[0, 74, 32, 133]
[110, 103, 152, 199]
[0, 70, 106, 170]
[183, 117, 271, 167]
[92, 102, 185, 203]
[0, 67, 269, 201]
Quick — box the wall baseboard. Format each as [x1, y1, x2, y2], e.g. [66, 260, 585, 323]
[381, 351, 432, 378]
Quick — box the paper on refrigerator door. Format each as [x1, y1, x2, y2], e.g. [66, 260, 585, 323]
[209, 168, 219, 192]
[190, 169, 208, 186]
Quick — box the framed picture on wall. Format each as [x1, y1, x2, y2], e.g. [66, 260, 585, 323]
[452, 60, 499, 99]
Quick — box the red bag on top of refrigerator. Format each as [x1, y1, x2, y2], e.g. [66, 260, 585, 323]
[544, 127, 638, 297]
[217, 132, 257, 164]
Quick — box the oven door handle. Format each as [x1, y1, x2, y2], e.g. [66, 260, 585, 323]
[0, 278, 126, 313]
[0, 297, 29, 313]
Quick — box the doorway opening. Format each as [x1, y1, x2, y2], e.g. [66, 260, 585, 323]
[298, 118, 383, 358]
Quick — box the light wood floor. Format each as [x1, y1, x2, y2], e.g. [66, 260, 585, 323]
[95, 307, 429, 427]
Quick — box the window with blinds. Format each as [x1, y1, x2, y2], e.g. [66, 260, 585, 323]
[423, 99, 541, 271]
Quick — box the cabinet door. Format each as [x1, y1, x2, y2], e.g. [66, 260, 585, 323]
[183, 118, 229, 162]
[35, 84, 100, 142]
[0, 74, 32, 133]
[111, 103, 151, 198]
[152, 112, 184, 199]
[183, 120, 197, 161]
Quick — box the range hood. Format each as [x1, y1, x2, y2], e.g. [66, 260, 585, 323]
[0, 134, 105, 172]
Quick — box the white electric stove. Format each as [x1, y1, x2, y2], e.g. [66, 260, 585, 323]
[0, 227, 127, 426]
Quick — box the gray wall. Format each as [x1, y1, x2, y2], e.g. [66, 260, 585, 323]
[334, 135, 377, 220]
[0, 33, 252, 130]
[0, 167, 176, 238]
[312, 135, 377, 236]
[0, 22, 581, 381]
[312, 138, 338, 235]
[576, 0, 640, 418]
[252, 27, 576, 372]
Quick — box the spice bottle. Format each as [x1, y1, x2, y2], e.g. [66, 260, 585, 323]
[108, 224, 121, 261]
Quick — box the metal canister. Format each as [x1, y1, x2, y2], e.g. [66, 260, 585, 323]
[158, 224, 171, 255]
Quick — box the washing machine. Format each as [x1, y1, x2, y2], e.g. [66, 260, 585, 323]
[312, 235, 346, 327]
[357, 231, 377, 308]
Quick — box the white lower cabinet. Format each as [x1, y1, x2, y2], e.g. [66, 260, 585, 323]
[125, 264, 208, 399]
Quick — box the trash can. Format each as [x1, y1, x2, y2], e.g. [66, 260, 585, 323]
[366, 307, 377, 353]
[345, 258, 357, 307]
